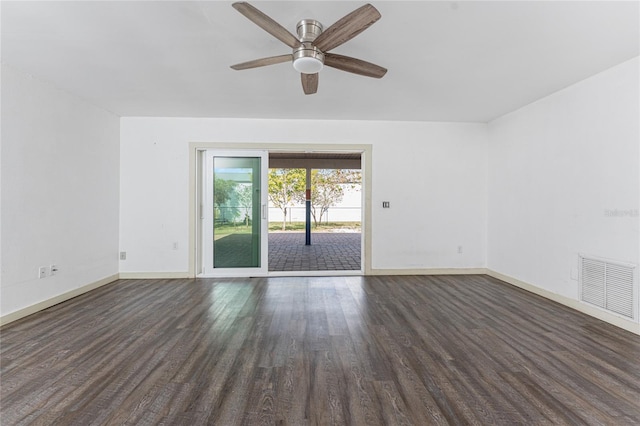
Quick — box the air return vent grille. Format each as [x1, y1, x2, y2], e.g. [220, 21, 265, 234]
[580, 256, 636, 319]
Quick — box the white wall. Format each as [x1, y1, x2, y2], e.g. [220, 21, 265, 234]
[488, 57, 639, 313]
[1, 65, 120, 316]
[119, 118, 488, 273]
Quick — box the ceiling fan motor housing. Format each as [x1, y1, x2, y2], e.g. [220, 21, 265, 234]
[293, 19, 325, 74]
[296, 19, 323, 42]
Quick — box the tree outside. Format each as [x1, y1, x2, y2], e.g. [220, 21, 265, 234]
[236, 184, 253, 227]
[299, 169, 361, 227]
[268, 168, 361, 230]
[268, 168, 306, 231]
[214, 177, 236, 222]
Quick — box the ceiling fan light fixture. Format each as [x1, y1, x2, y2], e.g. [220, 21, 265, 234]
[293, 43, 325, 74]
[293, 57, 323, 74]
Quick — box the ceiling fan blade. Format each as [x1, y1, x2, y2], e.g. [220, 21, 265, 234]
[232, 2, 301, 49]
[301, 73, 318, 95]
[324, 53, 387, 78]
[312, 4, 381, 53]
[231, 54, 293, 70]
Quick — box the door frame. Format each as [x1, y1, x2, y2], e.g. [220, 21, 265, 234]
[189, 142, 372, 278]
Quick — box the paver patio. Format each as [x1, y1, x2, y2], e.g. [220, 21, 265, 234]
[268, 232, 361, 271]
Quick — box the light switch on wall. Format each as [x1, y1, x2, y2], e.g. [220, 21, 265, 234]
[382, 201, 390, 208]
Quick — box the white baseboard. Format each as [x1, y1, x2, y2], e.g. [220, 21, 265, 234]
[124, 269, 485, 279]
[119, 272, 190, 279]
[268, 270, 364, 277]
[486, 269, 639, 335]
[370, 267, 488, 276]
[0, 274, 119, 327]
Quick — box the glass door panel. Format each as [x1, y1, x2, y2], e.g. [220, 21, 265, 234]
[203, 150, 268, 276]
[213, 156, 261, 268]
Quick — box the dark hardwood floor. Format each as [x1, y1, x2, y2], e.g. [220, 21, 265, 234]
[1, 275, 639, 425]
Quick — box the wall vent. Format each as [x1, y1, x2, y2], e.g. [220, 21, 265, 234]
[580, 256, 636, 319]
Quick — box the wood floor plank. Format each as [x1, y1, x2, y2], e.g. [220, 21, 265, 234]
[2, 275, 640, 425]
[330, 334, 385, 425]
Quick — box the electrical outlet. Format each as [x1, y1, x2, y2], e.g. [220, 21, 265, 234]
[50, 264, 58, 275]
[120, 251, 127, 260]
[457, 246, 463, 254]
[172, 242, 179, 250]
[38, 266, 48, 278]
[382, 201, 390, 208]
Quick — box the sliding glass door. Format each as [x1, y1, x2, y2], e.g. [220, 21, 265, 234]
[203, 150, 268, 276]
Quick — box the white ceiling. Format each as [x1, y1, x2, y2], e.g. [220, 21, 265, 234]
[2, 1, 638, 122]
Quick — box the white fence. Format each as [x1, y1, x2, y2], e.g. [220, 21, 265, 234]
[268, 184, 362, 223]
[268, 206, 361, 223]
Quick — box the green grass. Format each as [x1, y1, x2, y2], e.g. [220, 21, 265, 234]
[214, 222, 253, 238]
[213, 221, 361, 237]
[268, 221, 361, 232]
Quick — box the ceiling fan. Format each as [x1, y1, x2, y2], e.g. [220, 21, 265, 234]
[230, 2, 387, 95]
